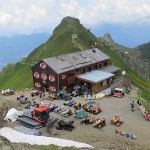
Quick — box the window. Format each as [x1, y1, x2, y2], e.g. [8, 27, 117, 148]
[49, 86, 56, 91]
[100, 82, 103, 86]
[40, 62, 46, 69]
[104, 61, 108, 67]
[100, 80, 106, 86]
[107, 79, 109, 84]
[109, 78, 112, 84]
[68, 72, 74, 77]
[34, 72, 40, 78]
[41, 73, 47, 80]
[99, 63, 102, 69]
[62, 74, 67, 80]
[62, 86, 67, 90]
[35, 82, 41, 88]
[88, 66, 92, 72]
[49, 75, 55, 82]
[81, 68, 86, 74]
[103, 80, 107, 86]
[94, 64, 98, 70]
[42, 80, 46, 84]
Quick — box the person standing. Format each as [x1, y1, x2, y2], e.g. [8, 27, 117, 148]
[42, 92, 45, 100]
[130, 100, 135, 112]
[72, 90, 77, 97]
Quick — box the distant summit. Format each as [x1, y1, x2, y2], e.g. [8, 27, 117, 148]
[101, 33, 150, 80]
[0, 16, 99, 89]
[26, 16, 98, 62]
[61, 16, 80, 24]
[102, 33, 111, 42]
[52, 16, 80, 36]
[101, 33, 115, 47]
[92, 23, 150, 48]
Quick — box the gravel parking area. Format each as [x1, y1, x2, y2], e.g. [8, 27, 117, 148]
[0, 88, 150, 150]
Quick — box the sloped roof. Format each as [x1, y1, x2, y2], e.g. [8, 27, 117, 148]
[43, 48, 109, 74]
[77, 70, 114, 83]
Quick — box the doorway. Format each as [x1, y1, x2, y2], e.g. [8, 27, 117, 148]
[42, 80, 48, 92]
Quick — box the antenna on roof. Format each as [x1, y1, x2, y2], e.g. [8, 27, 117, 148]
[80, 54, 86, 58]
[92, 49, 96, 53]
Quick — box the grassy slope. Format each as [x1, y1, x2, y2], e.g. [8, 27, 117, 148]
[137, 42, 150, 61]
[99, 45, 150, 108]
[0, 17, 150, 149]
[101, 34, 150, 106]
[0, 17, 98, 91]
[100, 46, 150, 87]
[0, 16, 149, 105]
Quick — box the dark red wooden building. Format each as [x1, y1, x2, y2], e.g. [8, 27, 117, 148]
[31, 48, 120, 93]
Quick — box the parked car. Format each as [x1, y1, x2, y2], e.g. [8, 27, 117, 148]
[113, 88, 125, 98]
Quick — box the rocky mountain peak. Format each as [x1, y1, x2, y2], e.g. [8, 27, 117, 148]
[61, 16, 80, 24]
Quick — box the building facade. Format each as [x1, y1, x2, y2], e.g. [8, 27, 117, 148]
[31, 48, 120, 93]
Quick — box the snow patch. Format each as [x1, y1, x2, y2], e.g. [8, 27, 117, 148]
[0, 127, 93, 148]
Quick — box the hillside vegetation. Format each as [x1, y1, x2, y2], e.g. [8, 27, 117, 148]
[0, 16, 149, 107]
[101, 33, 150, 108]
[102, 33, 150, 80]
[0, 17, 99, 90]
[137, 42, 150, 68]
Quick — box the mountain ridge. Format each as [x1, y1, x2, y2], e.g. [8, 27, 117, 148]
[101, 33, 150, 80]
[0, 16, 99, 90]
[0, 16, 149, 106]
[92, 23, 150, 48]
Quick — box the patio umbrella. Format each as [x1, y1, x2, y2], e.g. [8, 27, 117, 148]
[58, 90, 67, 95]
[73, 85, 81, 90]
[75, 110, 88, 119]
[86, 101, 96, 105]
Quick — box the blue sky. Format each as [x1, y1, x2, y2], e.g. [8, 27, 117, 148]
[0, 0, 150, 47]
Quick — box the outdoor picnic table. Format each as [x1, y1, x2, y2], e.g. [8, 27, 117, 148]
[47, 94, 57, 100]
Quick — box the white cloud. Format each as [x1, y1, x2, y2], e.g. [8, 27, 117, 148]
[76, 0, 150, 25]
[23, 4, 47, 26]
[0, 12, 12, 26]
[60, 0, 80, 15]
[0, 0, 150, 35]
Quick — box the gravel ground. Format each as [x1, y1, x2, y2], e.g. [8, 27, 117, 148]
[0, 87, 150, 150]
